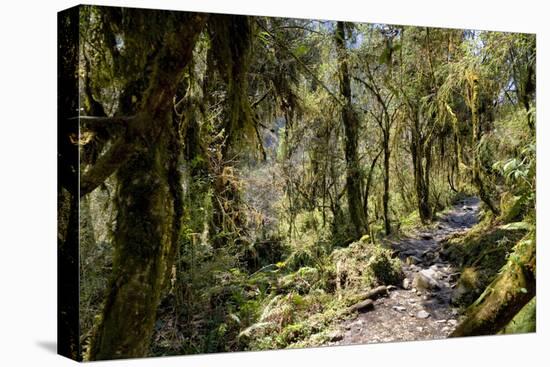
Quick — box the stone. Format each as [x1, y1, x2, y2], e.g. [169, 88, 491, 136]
[409, 264, 421, 272]
[393, 305, 407, 312]
[412, 270, 441, 291]
[436, 319, 447, 324]
[447, 319, 458, 326]
[406, 256, 423, 265]
[416, 310, 431, 319]
[403, 278, 411, 289]
[416, 326, 424, 332]
[349, 299, 374, 313]
[402, 249, 418, 257]
[328, 331, 344, 342]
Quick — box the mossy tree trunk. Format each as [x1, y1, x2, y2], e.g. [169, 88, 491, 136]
[468, 72, 499, 215]
[335, 21, 368, 238]
[411, 129, 432, 223]
[205, 15, 255, 249]
[382, 130, 391, 235]
[450, 235, 535, 337]
[86, 13, 208, 360]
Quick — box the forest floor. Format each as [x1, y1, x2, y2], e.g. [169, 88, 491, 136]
[331, 196, 481, 346]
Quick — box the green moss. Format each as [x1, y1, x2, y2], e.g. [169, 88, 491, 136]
[443, 215, 525, 274]
[278, 267, 320, 294]
[276, 323, 313, 347]
[500, 297, 536, 334]
[366, 244, 404, 286]
[451, 234, 536, 337]
[499, 192, 524, 223]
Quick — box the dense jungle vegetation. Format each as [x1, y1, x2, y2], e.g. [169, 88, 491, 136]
[58, 5, 535, 360]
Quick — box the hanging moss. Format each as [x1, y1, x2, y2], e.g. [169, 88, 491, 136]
[208, 15, 257, 156]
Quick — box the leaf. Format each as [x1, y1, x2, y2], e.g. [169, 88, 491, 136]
[520, 288, 528, 294]
[503, 159, 517, 173]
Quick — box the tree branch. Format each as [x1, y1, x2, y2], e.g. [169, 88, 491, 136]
[255, 20, 345, 106]
[80, 137, 136, 197]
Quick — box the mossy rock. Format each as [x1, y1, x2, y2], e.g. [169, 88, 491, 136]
[451, 267, 484, 307]
[367, 245, 404, 286]
[499, 192, 524, 223]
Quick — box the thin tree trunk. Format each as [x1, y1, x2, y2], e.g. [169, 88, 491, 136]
[363, 149, 382, 233]
[411, 134, 431, 223]
[382, 129, 391, 234]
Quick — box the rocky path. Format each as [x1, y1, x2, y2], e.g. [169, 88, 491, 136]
[334, 197, 480, 345]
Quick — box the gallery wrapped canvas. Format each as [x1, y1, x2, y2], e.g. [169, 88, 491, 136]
[58, 4, 536, 362]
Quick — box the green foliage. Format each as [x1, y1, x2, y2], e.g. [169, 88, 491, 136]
[78, 8, 535, 357]
[366, 244, 404, 286]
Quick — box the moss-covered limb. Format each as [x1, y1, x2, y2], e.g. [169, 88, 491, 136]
[87, 129, 175, 359]
[80, 137, 137, 197]
[450, 235, 535, 337]
[86, 12, 208, 361]
[500, 296, 536, 334]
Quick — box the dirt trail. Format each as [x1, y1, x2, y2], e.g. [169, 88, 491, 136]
[334, 197, 480, 345]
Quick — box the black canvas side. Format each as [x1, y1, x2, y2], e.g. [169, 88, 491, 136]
[57, 5, 81, 361]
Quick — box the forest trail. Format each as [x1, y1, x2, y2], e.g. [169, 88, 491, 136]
[333, 197, 480, 345]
